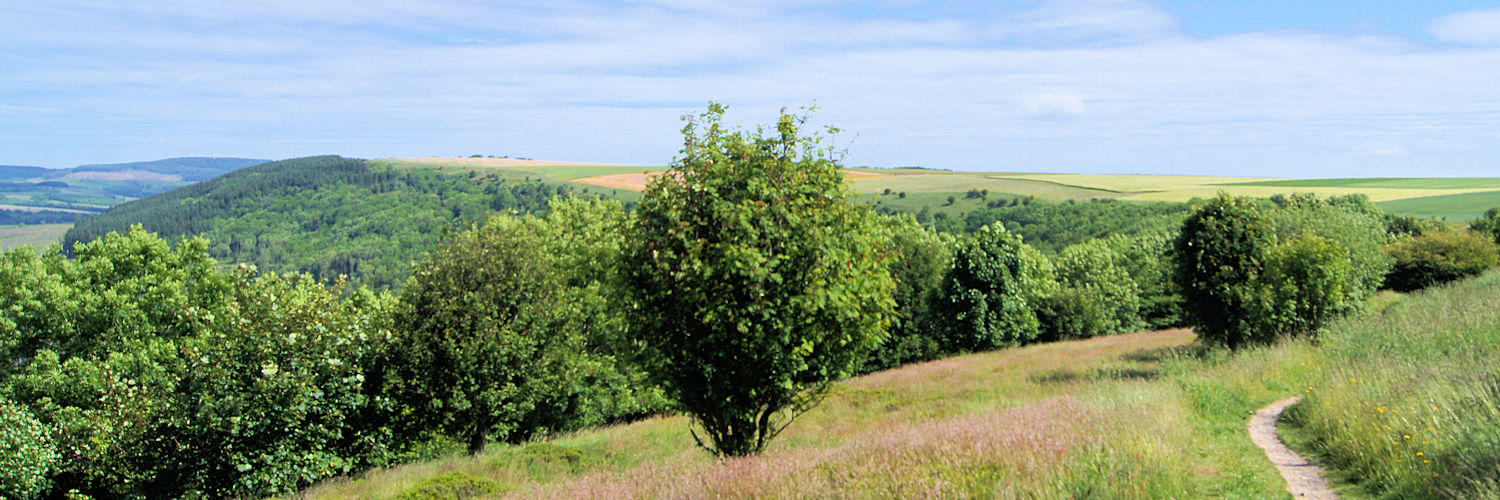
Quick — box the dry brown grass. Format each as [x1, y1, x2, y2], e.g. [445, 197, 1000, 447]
[571, 172, 663, 191]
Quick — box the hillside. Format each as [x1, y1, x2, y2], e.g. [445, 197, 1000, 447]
[299, 268, 1500, 499]
[63, 156, 572, 290]
[389, 158, 1500, 221]
[0, 157, 268, 235]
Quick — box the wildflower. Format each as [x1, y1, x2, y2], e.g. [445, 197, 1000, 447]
[1404, 435, 1411, 440]
[1378, 406, 1387, 414]
[1417, 452, 1425, 456]
[1423, 460, 1431, 464]
[1422, 441, 1429, 445]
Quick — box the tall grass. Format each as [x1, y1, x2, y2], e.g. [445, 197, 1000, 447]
[1286, 269, 1500, 499]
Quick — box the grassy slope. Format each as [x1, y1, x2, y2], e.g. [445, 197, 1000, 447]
[302, 266, 1500, 499]
[1376, 190, 1500, 221]
[303, 329, 1300, 499]
[381, 159, 1500, 218]
[0, 224, 71, 250]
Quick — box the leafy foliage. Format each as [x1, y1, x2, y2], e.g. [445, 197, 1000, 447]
[956, 199, 1189, 254]
[0, 226, 390, 497]
[1173, 193, 1275, 349]
[1037, 240, 1143, 340]
[941, 223, 1042, 351]
[395, 471, 503, 500]
[1249, 233, 1355, 337]
[623, 104, 895, 457]
[0, 397, 56, 500]
[1471, 207, 1500, 244]
[389, 216, 575, 454]
[64, 156, 565, 290]
[1102, 230, 1183, 330]
[861, 214, 955, 372]
[1383, 229, 1500, 292]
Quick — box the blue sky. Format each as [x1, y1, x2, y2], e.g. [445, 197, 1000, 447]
[3, 1, 1500, 177]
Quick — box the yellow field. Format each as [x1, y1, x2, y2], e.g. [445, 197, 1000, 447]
[998, 173, 1500, 203]
[380, 159, 1500, 210]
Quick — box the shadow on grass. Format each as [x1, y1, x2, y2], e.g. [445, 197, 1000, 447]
[1119, 343, 1209, 363]
[1030, 366, 1161, 385]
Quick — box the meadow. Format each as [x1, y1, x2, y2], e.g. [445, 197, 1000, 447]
[383, 159, 1500, 220]
[0, 224, 71, 250]
[298, 267, 1500, 499]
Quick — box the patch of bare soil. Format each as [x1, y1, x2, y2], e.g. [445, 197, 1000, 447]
[1249, 397, 1339, 499]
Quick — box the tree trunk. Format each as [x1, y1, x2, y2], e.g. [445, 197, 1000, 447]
[468, 429, 487, 454]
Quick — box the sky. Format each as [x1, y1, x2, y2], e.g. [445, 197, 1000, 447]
[3, 0, 1500, 177]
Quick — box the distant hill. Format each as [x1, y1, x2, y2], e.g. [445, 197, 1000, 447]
[0, 165, 53, 180]
[73, 157, 268, 182]
[0, 157, 268, 225]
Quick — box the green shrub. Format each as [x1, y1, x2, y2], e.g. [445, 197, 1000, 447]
[0, 398, 57, 500]
[1383, 229, 1500, 292]
[1249, 233, 1355, 337]
[1173, 193, 1274, 349]
[1038, 240, 1143, 340]
[940, 223, 1042, 351]
[862, 214, 955, 372]
[1471, 207, 1500, 244]
[395, 472, 502, 500]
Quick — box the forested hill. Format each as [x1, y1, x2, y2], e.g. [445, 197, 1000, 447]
[63, 155, 570, 289]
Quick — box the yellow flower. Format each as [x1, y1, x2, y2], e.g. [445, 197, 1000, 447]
[1417, 452, 1425, 456]
[1378, 406, 1387, 414]
[1403, 435, 1411, 440]
[1422, 441, 1429, 445]
[1423, 460, 1431, 464]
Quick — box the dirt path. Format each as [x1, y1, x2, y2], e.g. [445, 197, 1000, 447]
[1249, 397, 1339, 499]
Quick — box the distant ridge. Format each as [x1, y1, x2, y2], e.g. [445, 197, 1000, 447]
[73, 157, 269, 182]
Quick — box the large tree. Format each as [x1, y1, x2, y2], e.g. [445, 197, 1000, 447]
[1172, 193, 1275, 349]
[623, 104, 895, 457]
[389, 216, 577, 454]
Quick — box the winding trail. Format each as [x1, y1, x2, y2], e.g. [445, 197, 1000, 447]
[1249, 396, 1339, 499]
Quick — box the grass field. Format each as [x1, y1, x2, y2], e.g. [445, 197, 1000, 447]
[1234, 178, 1500, 190]
[302, 327, 1313, 499]
[1376, 190, 1500, 220]
[0, 223, 71, 250]
[383, 159, 1500, 220]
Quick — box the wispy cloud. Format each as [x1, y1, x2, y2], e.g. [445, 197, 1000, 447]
[1, 0, 1499, 177]
[1428, 8, 1500, 46]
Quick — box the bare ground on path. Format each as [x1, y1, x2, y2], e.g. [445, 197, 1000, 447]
[1250, 397, 1339, 499]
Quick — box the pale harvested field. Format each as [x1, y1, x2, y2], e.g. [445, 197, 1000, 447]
[0, 224, 71, 250]
[574, 172, 663, 191]
[998, 173, 1500, 203]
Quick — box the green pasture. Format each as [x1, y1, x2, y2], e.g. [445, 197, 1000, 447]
[0, 223, 71, 250]
[1376, 190, 1500, 220]
[1233, 177, 1500, 190]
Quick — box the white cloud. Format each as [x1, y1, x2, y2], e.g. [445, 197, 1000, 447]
[1428, 8, 1500, 46]
[3, 0, 1500, 176]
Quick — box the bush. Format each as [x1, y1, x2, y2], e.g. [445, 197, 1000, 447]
[395, 472, 502, 500]
[1037, 240, 1143, 340]
[1173, 193, 1274, 349]
[0, 398, 56, 500]
[1470, 207, 1500, 244]
[1103, 231, 1183, 329]
[861, 214, 955, 372]
[390, 215, 582, 454]
[940, 223, 1042, 350]
[1249, 233, 1355, 337]
[1383, 229, 1500, 292]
